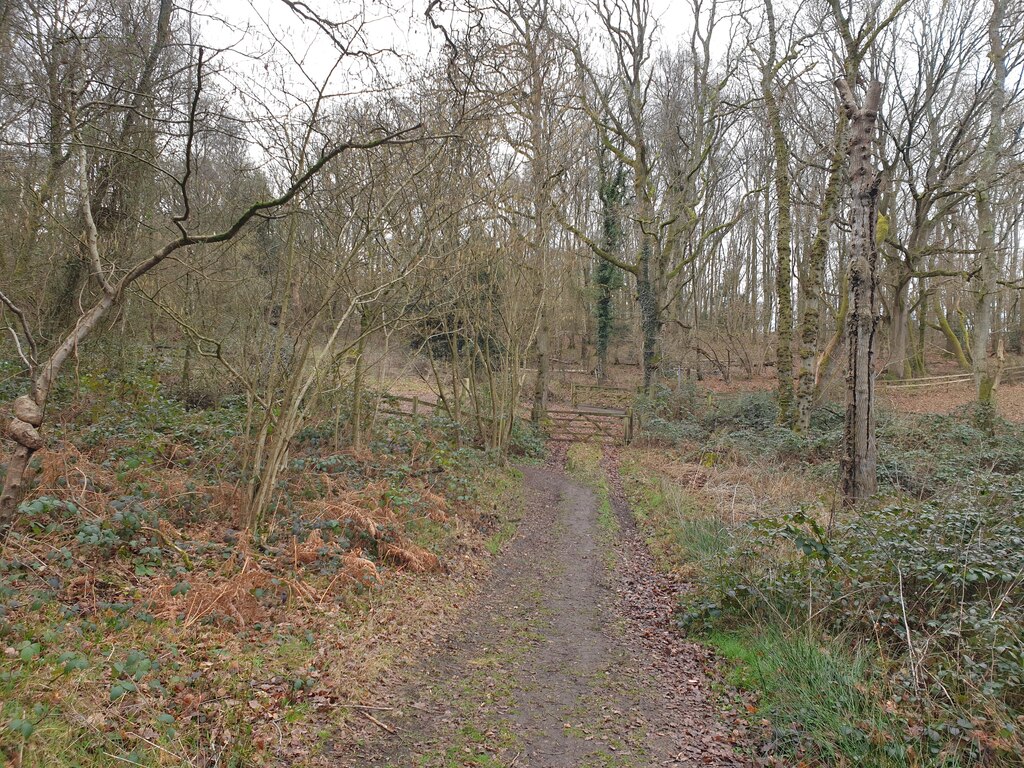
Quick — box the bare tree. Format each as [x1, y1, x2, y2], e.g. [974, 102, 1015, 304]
[0, 1, 423, 521]
[831, 0, 910, 502]
[758, 0, 799, 424]
[972, 0, 1009, 425]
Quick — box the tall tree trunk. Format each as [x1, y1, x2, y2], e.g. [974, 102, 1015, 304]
[637, 237, 660, 390]
[837, 77, 883, 503]
[531, 301, 550, 421]
[630, 89, 661, 393]
[528, 49, 551, 422]
[762, 0, 794, 425]
[885, 274, 912, 379]
[595, 258, 614, 381]
[765, 90, 794, 425]
[795, 120, 845, 432]
[912, 288, 928, 376]
[973, 0, 1007, 423]
[595, 155, 625, 382]
[350, 309, 370, 450]
[761, 187, 774, 345]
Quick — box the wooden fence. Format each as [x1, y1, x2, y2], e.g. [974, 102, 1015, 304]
[377, 394, 442, 418]
[376, 367, 1024, 446]
[879, 364, 1024, 390]
[377, 392, 637, 445]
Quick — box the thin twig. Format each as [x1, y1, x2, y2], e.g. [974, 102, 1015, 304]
[358, 709, 397, 734]
[897, 564, 920, 688]
[0, 289, 38, 368]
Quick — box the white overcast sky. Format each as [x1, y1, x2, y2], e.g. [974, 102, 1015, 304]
[203, 0, 713, 96]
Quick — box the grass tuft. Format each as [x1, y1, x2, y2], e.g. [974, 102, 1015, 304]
[710, 630, 923, 767]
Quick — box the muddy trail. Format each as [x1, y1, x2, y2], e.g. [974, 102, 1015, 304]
[336, 447, 760, 767]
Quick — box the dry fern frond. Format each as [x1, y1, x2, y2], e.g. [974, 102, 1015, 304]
[378, 541, 441, 573]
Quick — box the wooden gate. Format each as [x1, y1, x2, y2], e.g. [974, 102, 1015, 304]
[544, 406, 634, 445]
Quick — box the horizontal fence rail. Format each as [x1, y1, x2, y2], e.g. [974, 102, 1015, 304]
[541, 407, 634, 445]
[880, 364, 1024, 390]
[377, 394, 442, 417]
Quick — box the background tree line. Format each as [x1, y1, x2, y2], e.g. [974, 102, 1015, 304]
[1, 0, 1022, 521]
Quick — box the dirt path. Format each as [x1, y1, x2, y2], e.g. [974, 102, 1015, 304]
[335, 449, 757, 767]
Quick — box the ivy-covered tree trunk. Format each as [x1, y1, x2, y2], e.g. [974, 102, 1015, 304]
[837, 77, 883, 503]
[637, 237, 660, 391]
[595, 259, 615, 381]
[595, 154, 626, 381]
[632, 136, 662, 393]
[794, 120, 844, 432]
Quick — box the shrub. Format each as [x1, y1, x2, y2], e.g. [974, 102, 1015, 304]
[634, 381, 700, 423]
[508, 419, 545, 458]
[640, 416, 708, 446]
[704, 391, 778, 430]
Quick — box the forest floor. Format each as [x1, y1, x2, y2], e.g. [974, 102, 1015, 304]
[880, 379, 1024, 420]
[335, 444, 761, 768]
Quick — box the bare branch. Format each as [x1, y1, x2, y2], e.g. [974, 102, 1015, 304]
[172, 47, 205, 236]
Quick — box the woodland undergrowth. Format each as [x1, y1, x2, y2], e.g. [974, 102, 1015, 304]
[626, 386, 1024, 768]
[0, 355, 530, 767]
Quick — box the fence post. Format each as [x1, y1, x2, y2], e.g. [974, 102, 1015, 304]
[412, 396, 419, 416]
